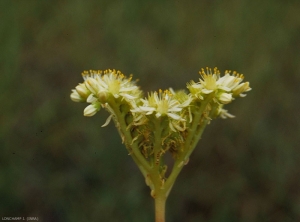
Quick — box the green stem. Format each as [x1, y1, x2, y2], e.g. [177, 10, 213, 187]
[183, 116, 210, 161]
[184, 102, 218, 164]
[154, 194, 166, 222]
[192, 103, 217, 149]
[109, 100, 151, 174]
[163, 148, 184, 195]
[153, 118, 163, 169]
[184, 94, 214, 150]
[163, 120, 209, 198]
[148, 117, 164, 193]
[164, 96, 215, 194]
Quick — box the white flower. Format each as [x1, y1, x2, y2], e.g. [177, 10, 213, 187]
[187, 67, 251, 103]
[232, 81, 251, 97]
[71, 69, 142, 121]
[217, 73, 240, 90]
[135, 90, 184, 119]
[85, 77, 100, 95]
[82, 69, 141, 101]
[218, 71, 251, 97]
[187, 67, 229, 100]
[169, 88, 193, 107]
[186, 80, 204, 100]
[198, 67, 230, 93]
[170, 89, 193, 123]
[131, 90, 188, 131]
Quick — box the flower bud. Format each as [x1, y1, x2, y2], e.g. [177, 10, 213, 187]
[75, 83, 91, 99]
[70, 89, 85, 102]
[83, 102, 101, 117]
[97, 91, 108, 103]
[232, 82, 251, 97]
[86, 94, 98, 103]
[218, 92, 232, 104]
[85, 78, 100, 95]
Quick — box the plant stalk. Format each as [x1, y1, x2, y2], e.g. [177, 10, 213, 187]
[155, 194, 166, 222]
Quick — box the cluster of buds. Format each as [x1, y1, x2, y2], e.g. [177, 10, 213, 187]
[70, 68, 251, 196]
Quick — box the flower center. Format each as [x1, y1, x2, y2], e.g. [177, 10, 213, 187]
[205, 75, 217, 90]
[108, 80, 120, 95]
[157, 100, 169, 115]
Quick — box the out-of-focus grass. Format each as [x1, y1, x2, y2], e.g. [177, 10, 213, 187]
[0, 0, 299, 221]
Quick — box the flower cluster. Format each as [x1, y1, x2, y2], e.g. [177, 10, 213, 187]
[70, 69, 141, 117]
[187, 67, 251, 104]
[70, 67, 251, 218]
[131, 89, 191, 132]
[70, 67, 251, 129]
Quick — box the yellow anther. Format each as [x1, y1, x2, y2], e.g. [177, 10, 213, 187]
[81, 70, 88, 75]
[213, 67, 219, 74]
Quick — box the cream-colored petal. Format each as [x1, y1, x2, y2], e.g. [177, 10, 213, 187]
[87, 94, 97, 103]
[84, 104, 98, 117]
[70, 90, 84, 102]
[101, 114, 113, 127]
[201, 89, 214, 94]
[167, 113, 184, 121]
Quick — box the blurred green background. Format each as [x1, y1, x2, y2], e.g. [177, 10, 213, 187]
[1, 0, 300, 221]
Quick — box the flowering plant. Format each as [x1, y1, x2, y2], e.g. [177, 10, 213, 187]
[70, 68, 251, 222]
